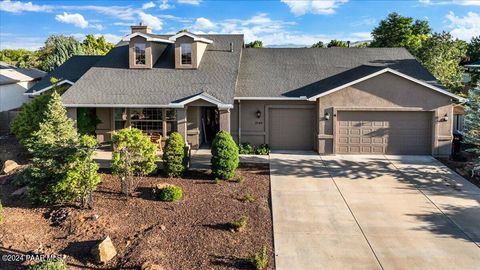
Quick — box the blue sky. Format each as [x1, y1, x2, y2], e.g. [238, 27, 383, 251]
[0, 0, 479, 50]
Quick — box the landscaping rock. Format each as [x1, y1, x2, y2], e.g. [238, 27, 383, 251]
[91, 236, 117, 264]
[141, 262, 165, 270]
[2, 160, 19, 175]
[160, 225, 166, 231]
[11, 186, 28, 197]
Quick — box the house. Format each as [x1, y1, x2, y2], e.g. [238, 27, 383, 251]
[29, 25, 462, 156]
[0, 62, 45, 112]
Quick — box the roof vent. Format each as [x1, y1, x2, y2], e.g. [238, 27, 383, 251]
[230, 42, 233, 52]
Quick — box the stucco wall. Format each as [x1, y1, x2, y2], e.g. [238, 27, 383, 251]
[317, 72, 453, 156]
[231, 100, 316, 146]
[95, 107, 113, 142]
[0, 81, 33, 112]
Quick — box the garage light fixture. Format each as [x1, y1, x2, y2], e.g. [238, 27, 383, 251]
[256, 110, 261, 118]
[442, 114, 448, 122]
[324, 112, 330, 120]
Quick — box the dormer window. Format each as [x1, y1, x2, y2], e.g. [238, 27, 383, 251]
[181, 43, 192, 65]
[135, 43, 146, 65]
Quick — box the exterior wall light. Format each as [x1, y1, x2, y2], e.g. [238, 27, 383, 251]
[443, 114, 448, 122]
[325, 112, 330, 120]
[256, 110, 261, 119]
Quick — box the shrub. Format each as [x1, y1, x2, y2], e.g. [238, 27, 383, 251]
[238, 142, 254, 154]
[211, 131, 239, 180]
[28, 260, 68, 270]
[255, 144, 270, 155]
[232, 175, 245, 184]
[0, 200, 4, 224]
[27, 91, 79, 205]
[249, 246, 269, 270]
[162, 132, 187, 177]
[77, 108, 101, 135]
[229, 215, 248, 232]
[112, 128, 157, 197]
[243, 193, 256, 203]
[156, 185, 183, 202]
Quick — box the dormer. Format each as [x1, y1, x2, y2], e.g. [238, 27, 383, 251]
[169, 32, 213, 69]
[122, 24, 173, 69]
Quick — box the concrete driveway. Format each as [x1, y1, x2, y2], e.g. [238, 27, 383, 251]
[270, 153, 480, 270]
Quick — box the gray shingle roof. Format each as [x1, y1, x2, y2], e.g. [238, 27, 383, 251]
[26, 55, 102, 94]
[0, 62, 46, 85]
[236, 47, 443, 98]
[61, 35, 244, 105]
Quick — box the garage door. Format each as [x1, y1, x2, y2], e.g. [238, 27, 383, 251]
[336, 111, 432, 155]
[269, 108, 314, 150]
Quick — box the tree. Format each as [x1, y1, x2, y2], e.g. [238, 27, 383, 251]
[246, 40, 263, 48]
[82, 35, 115, 55]
[27, 91, 79, 204]
[11, 78, 67, 149]
[464, 86, 480, 175]
[211, 131, 239, 180]
[327, 40, 348, 48]
[370, 12, 431, 55]
[0, 49, 40, 68]
[417, 32, 467, 94]
[311, 41, 325, 48]
[162, 132, 187, 177]
[112, 128, 157, 197]
[39, 35, 84, 71]
[467, 36, 480, 63]
[77, 108, 101, 135]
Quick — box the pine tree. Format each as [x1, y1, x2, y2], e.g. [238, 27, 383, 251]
[464, 86, 480, 173]
[27, 91, 79, 204]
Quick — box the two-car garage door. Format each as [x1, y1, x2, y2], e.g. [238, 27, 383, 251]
[336, 111, 432, 155]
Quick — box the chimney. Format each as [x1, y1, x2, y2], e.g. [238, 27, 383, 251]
[131, 23, 152, 34]
[230, 42, 233, 52]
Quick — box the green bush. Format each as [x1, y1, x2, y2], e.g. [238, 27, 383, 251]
[229, 215, 248, 232]
[112, 128, 157, 177]
[162, 132, 187, 177]
[28, 260, 68, 270]
[243, 193, 256, 203]
[211, 131, 239, 180]
[0, 200, 4, 224]
[157, 185, 183, 202]
[77, 108, 101, 135]
[232, 175, 245, 184]
[249, 246, 269, 270]
[238, 142, 254, 154]
[255, 144, 270, 155]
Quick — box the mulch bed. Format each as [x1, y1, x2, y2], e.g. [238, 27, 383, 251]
[437, 151, 480, 188]
[0, 165, 274, 270]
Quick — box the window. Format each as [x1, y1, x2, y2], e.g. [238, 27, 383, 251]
[181, 43, 192, 65]
[114, 108, 127, 130]
[135, 43, 146, 65]
[166, 109, 177, 135]
[129, 108, 177, 136]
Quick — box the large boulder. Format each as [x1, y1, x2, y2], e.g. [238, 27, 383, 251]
[2, 160, 19, 175]
[91, 236, 117, 264]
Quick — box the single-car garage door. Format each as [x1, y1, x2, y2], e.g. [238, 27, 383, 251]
[269, 108, 314, 150]
[336, 111, 432, 155]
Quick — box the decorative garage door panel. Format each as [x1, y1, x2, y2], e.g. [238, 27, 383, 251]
[269, 108, 314, 150]
[336, 111, 432, 155]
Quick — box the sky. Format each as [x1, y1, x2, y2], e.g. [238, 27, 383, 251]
[0, 0, 479, 50]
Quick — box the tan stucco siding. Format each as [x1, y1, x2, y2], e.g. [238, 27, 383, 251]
[187, 106, 201, 149]
[317, 72, 453, 156]
[95, 108, 113, 142]
[231, 100, 316, 147]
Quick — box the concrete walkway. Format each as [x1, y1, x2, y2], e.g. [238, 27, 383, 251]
[270, 153, 480, 270]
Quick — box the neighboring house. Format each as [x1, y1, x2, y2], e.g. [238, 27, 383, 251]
[0, 62, 45, 112]
[31, 25, 463, 156]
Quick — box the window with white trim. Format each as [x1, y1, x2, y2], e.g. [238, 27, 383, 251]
[129, 108, 177, 136]
[181, 43, 192, 65]
[135, 43, 146, 65]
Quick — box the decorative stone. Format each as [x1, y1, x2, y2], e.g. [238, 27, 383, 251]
[11, 186, 28, 197]
[141, 262, 165, 270]
[160, 225, 166, 231]
[91, 236, 117, 264]
[2, 160, 19, 175]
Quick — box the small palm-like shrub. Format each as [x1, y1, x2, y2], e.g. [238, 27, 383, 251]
[239, 142, 254, 154]
[211, 131, 239, 180]
[162, 132, 187, 177]
[229, 215, 248, 232]
[255, 144, 270, 155]
[0, 200, 4, 224]
[28, 260, 68, 270]
[157, 185, 183, 202]
[243, 193, 256, 203]
[249, 246, 269, 270]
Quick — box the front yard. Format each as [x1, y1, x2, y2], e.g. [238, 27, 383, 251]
[0, 134, 274, 269]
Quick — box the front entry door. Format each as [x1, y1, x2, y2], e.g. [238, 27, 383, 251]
[201, 107, 219, 146]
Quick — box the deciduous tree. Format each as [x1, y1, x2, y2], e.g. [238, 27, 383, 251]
[246, 40, 264, 48]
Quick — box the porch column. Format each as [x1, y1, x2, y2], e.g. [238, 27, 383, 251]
[219, 109, 230, 133]
[177, 108, 187, 140]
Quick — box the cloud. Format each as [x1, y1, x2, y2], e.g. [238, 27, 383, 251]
[177, 0, 201, 5]
[419, 0, 480, 5]
[63, 5, 138, 21]
[0, 0, 52, 13]
[71, 33, 123, 44]
[280, 0, 348, 16]
[159, 0, 173, 10]
[445, 11, 480, 40]
[142, 1, 156, 9]
[193, 17, 216, 31]
[139, 12, 163, 30]
[55, 12, 89, 28]
[0, 35, 44, 50]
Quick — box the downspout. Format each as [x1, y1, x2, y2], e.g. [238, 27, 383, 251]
[238, 100, 241, 143]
